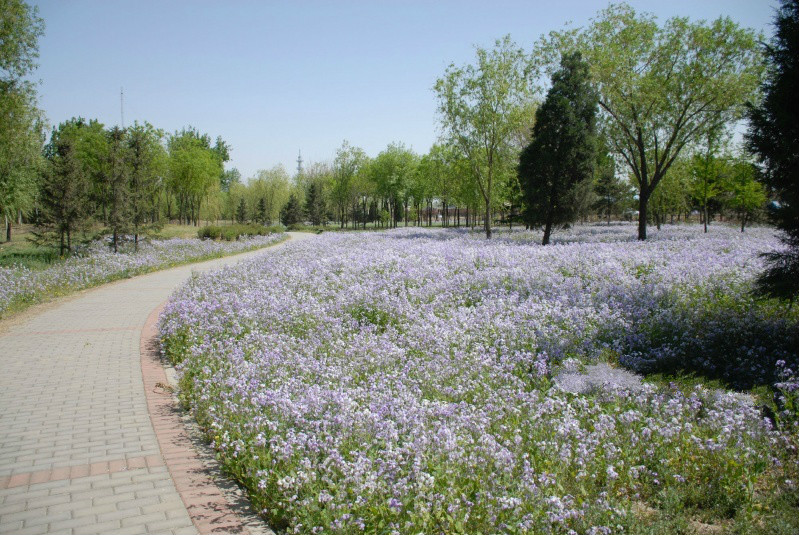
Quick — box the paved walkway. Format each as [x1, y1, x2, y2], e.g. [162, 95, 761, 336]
[0, 233, 311, 535]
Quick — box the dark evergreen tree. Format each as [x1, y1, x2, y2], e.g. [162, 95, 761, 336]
[127, 122, 166, 250]
[256, 197, 266, 224]
[305, 181, 326, 226]
[236, 197, 247, 223]
[280, 193, 304, 226]
[36, 137, 89, 255]
[747, 0, 799, 301]
[105, 126, 130, 253]
[518, 51, 598, 245]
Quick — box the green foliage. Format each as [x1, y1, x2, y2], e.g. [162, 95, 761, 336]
[197, 223, 282, 241]
[167, 127, 225, 225]
[0, 0, 45, 241]
[435, 35, 537, 238]
[105, 126, 130, 252]
[37, 133, 90, 255]
[0, 0, 44, 82]
[519, 51, 597, 245]
[748, 0, 799, 301]
[280, 193, 304, 226]
[538, 3, 763, 240]
[127, 121, 167, 246]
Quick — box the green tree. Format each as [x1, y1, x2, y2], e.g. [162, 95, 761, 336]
[435, 35, 536, 238]
[167, 128, 223, 226]
[593, 141, 630, 224]
[331, 141, 367, 228]
[370, 143, 418, 228]
[0, 0, 45, 241]
[649, 157, 692, 228]
[723, 158, 766, 232]
[747, 0, 799, 300]
[305, 181, 326, 226]
[249, 166, 291, 225]
[127, 122, 167, 249]
[37, 136, 89, 255]
[691, 133, 726, 233]
[280, 192, 304, 226]
[236, 196, 247, 223]
[539, 3, 763, 240]
[105, 126, 129, 253]
[256, 197, 266, 224]
[0, 83, 42, 241]
[518, 51, 597, 245]
[220, 168, 241, 192]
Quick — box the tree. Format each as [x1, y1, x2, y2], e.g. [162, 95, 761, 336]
[691, 133, 726, 233]
[280, 193, 303, 226]
[220, 168, 241, 192]
[0, 0, 45, 82]
[593, 141, 630, 224]
[37, 136, 89, 255]
[370, 143, 418, 228]
[0, 83, 42, 241]
[0, 0, 45, 241]
[167, 128, 223, 226]
[331, 141, 367, 228]
[305, 181, 326, 226]
[236, 197, 247, 223]
[127, 122, 167, 249]
[249, 166, 291, 225]
[435, 35, 536, 238]
[539, 3, 763, 240]
[649, 157, 692, 228]
[256, 197, 266, 224]
[747, 0, 799, 300]
[105, 126, 129, 253]
[723, 158, 766, 232]
[519, 51, 597, 245]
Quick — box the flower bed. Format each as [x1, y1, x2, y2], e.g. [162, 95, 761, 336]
[160, 225, 799, 534]
[0, 233, 287, 318]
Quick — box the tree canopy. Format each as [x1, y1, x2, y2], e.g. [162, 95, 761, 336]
[435, 35, 536, 238]
[747, 0, 799, 301]
[518, 51, 597, 245]
[537, 3, 763, 240]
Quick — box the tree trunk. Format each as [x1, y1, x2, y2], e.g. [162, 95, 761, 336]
[5, 216, 10, 242]
[637, 194, 648, 241]
[703, 205, 708, 233]
[542, 209, 554, 246]
[484, 200, 492, 239]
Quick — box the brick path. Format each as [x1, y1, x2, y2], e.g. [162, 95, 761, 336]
[0, 233, 309, 534]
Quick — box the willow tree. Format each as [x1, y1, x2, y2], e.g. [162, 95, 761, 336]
[435, 35, 536, 239]
[0, 0, 45, 241]
[538, 3, 762, 240]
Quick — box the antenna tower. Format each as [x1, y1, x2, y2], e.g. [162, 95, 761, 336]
[296, 150, 304, 176]
[120, 87, 125, 128]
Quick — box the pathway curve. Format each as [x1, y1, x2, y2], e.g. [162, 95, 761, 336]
[0, 232, 312, 535]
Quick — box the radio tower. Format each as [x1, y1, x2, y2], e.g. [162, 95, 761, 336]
[296, 149, 304, 176]
[120, 87, 125, 128]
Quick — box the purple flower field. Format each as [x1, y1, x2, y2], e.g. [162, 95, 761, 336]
[0, 233, 286, 318]
[160, 225, 799, 534]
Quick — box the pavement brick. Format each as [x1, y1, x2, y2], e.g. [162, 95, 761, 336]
[120, 511, 167, 527]
[0, 241, 301, 534]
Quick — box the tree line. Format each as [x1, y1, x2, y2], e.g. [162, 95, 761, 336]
[1, 0, 795, 300]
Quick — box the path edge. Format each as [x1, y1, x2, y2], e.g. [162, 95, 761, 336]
[141, 302, 263, 535]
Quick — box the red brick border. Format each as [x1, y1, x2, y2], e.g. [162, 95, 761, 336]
[141, 303, 251, 535]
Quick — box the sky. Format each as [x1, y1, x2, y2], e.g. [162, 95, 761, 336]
[30, 0, 778, 181]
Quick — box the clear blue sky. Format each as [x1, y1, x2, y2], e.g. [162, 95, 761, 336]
[30, 0, 777, 180]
